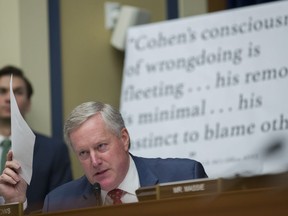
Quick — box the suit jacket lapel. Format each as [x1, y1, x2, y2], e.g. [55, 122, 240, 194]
[78, 177, 98, 208]
[132, 155, 159, 187]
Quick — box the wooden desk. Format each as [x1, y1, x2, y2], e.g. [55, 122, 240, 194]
[30, 186, 288, 216]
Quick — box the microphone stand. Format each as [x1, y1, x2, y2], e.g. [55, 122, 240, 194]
[93, 182, 102, 206]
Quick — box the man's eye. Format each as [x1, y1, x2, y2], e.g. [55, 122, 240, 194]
[79, 151, 89, 160]
[13, 89, 25, 96]
[97, 144, 108, 152]
[0, 88, 7, 95]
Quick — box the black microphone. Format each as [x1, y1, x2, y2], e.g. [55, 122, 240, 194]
[93, 182, 102, 206]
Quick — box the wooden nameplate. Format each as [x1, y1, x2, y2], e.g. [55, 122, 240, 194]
[136, 172, 288, 202]
[0, 202, 23, 216]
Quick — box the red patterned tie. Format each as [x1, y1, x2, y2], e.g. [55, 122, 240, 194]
[108, 189, 124, 205]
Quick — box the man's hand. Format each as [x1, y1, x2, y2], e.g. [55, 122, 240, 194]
[0, 150, 27, 203]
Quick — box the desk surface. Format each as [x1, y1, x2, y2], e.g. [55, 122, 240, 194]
[30, 186, 288, 216]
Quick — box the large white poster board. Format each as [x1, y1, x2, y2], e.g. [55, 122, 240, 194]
[120, 1, 288, 178]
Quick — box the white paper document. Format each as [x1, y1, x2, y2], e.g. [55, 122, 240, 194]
[10, 75, 35, 184]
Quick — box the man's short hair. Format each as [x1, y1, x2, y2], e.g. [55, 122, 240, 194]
[0, 65, 33, 99]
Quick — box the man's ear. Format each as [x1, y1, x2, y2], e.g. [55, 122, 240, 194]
[121, 128, 130, 151]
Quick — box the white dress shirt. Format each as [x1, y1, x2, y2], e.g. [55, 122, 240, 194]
[102, 155, 140, 205]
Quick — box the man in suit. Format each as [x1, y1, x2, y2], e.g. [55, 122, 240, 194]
[0, 101, 207, 212]
[0, 65, 73, 212]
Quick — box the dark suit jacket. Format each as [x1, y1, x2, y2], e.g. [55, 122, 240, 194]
[43, 154, 208, 212]
[26, 132, 73, 213]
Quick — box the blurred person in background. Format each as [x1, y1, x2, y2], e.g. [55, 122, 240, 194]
[0, 65, 73, 213]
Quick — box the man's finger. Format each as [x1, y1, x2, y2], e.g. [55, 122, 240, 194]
[6, 150, 13, 161]
[0, 171, 19, 185]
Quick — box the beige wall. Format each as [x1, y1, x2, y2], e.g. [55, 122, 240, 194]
[0, 0, 51, 136]
[0, 0, 21, 66]
[179, 0, 207, 17]
[19, 0, 51, 136]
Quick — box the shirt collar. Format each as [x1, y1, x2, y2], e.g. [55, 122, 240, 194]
[102, 155, 140, 199]
[117, 155, 140, 195]
[0, 135, 10, 143]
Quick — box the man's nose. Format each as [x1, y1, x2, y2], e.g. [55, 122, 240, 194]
[90, 151, 102, 166]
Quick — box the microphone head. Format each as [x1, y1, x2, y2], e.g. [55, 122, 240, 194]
[93, 182, 101, 191]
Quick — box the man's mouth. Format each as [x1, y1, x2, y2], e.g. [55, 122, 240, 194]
[96, 169, 108, 176]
